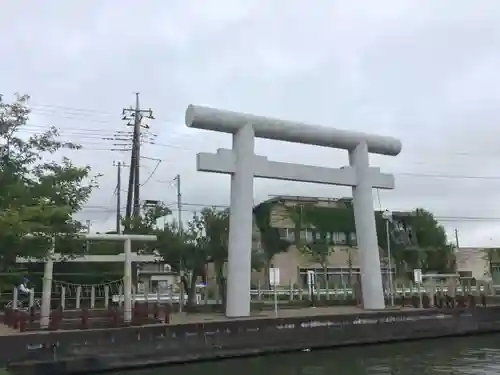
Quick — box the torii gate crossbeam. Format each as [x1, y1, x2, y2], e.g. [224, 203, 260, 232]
[185, 105, 402, 317]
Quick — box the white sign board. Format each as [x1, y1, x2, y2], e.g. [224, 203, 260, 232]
[306, 270, 316, 286]
[414, 269, 423, 284]
[269, 268, 280, 286]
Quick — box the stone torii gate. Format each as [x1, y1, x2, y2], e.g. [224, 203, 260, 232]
[185, 105, 402, 317]
[23, 233, 157, 328]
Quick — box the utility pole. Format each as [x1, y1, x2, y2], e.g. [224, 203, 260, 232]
[113, 161, 123, 234]
[174, 174, 184, 312]
[175, 174, 182, 232]
[454, 228, 460, 249]
[85, 220, 91, 252]
[121, 93, 154, 224]
[132, 93, 141, 219]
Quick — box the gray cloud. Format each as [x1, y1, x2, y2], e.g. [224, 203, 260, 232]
[2, 0, 500, 247]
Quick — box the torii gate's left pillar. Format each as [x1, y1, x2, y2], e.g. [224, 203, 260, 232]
[226, 124, 255, 317]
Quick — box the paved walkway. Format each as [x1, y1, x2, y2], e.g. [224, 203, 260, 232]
[167, 305, 412, 324]
[0, 324, 20, 336]
[0, 305, 415, 335]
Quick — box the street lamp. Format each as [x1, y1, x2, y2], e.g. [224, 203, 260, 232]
[382, 209, 395, 306]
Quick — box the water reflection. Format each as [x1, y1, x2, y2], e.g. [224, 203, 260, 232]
[117, 334, 500, 375]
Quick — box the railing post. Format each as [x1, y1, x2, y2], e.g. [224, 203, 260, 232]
[76, 286, 81, 309]
[60, 286, 66, 311]
[104, 285, 109, 309]
[90, 286, 96, 309]
[12, 287, 18, 310]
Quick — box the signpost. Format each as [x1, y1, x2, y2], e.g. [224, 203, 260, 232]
[270, 267, 280, 316]
[307, 270, 316, 307]
[414, 269, 423, 307]
[414, 269, 422, 283]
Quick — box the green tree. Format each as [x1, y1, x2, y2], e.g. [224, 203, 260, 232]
[162, 221, 207, 307]
[122, 201, 199, 306]
[254, 203, 291, 287]
[125, 202, 216, 307]
[285, 203, 454, 279]
[286, 204, 335, 287]
[130, 203, 265, 307]
[192, 207, 264, 306]
[483, 248, 500, 283]
[194, 208, 229, 304]
[380, 208, 455, 276]
[296, 231, 333, 286]
[0, 94, 98, 270]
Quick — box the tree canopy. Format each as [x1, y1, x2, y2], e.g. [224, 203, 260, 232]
[283, 202, 455, 276]
[253, 203, 291, 286]
[127, 203, 263, 307]
[0, 95, 98, 269]
[378, 208, 455, 275]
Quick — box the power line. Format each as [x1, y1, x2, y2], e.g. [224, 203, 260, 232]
[434, 216, 500, 222]
[29, 103, 116, 116]
[398, 172, 500, 180]
[27, 104, 181, 128]
[18, 127, 189, 151]
[19, 109, 500, 158]
[77, 204, 500, 223]
[19, 134, 500, 182]
[140, 159, 161, 187]
[22, 122, 500, 158]
[22, 124, 126, 134]
[17, 121, 500, 182]
[21, 119, 500, 163]
[78, 204, 500, 224]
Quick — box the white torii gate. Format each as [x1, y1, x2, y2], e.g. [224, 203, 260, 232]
[23, 233, 157, 328]
[185, 105, 402, 317]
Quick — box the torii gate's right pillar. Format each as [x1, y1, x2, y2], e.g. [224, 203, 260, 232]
[349, 141, 385, 309]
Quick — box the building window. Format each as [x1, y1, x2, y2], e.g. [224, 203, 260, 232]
[491, 265, 500, 285]
[307, 230, 314, 243]
[327, 273, 342, 285]
[300, 229, 314, 243]
[299, 267, 362, 287]
[279, 228, 295, 242]
[326, 232, 332, 243]
[332, 232, 347, 244]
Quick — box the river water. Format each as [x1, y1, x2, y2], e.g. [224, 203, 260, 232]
[114, 335, 500, 374]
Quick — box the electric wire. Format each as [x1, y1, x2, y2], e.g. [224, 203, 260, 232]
[14, 101, 500, 230]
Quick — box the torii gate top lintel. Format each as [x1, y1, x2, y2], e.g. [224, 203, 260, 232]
[185, 104, 402, 156]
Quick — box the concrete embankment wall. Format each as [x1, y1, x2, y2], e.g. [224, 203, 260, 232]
[6, 307, 500, 375]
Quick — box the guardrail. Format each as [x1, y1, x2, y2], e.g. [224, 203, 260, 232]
[5, 298, 41, 310]
[111, 293, 202, 304]
[4, 285, 496, 310]
[249, 285, 494, 297]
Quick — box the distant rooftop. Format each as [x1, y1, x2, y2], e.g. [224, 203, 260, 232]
[256, 195, 413, 217]
[258, 195, 353, 205]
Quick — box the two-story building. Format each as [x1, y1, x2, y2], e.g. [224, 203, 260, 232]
[248, 195, 500, 289]
[456, 247, 500, 284]
[250, 195, 396, 289]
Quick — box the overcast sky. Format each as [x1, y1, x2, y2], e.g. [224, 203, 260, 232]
[2, 0, 500, 247]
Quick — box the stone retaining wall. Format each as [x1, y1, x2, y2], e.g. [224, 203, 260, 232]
[6, 306, 500, 375]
